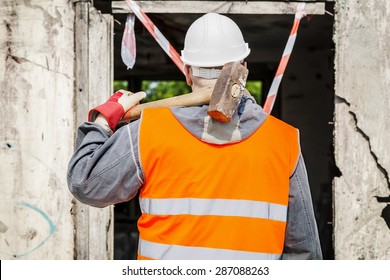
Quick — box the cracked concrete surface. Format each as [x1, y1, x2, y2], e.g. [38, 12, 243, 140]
[1, 0, 114, 260]
[335, 95, 390, 189]
[0, 0, 76, 259]
[334, 0, 390, 259]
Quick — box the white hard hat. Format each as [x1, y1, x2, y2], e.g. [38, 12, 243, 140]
[181, 13, 250, 67]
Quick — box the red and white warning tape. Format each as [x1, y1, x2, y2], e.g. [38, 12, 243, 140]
[125, 0, 306, 110]
[125, 0, 185, 75]
[263, 3, 307, 114]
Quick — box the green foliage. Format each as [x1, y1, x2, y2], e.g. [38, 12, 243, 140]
[114, 80, 128, 92]
[141, 80, 191, 102]
[246, 81, 262, 104]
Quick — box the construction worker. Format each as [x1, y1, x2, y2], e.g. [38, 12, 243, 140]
[67, 13, 322, 260]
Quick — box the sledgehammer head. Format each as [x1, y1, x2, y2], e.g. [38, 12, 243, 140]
[208, 61, 249, 123]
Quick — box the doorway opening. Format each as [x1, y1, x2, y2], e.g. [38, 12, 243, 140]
[108, 4, 336, 260]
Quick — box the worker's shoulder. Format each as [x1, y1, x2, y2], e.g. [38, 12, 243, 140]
[142, 107, 170, 113]
[141, 107, 171, 118]
[265, 114, 298, 133]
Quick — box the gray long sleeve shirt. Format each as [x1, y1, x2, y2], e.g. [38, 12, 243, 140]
[67, 95, 323, 260]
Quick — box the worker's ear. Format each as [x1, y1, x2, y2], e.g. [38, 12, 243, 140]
[184, 65, 193, 86]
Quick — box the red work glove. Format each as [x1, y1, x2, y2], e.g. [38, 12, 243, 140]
[88, 90, 146, 131]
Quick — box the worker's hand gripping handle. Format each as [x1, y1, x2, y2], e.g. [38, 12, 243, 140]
[89, 90, 146, 131]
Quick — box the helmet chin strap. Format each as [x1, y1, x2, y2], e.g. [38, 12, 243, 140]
[191, 66, 222, 79]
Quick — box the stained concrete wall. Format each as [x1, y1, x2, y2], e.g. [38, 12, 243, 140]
[0, 0, 75, 259]
[0, 0, 113, 259]
[334, 0, 390, 259]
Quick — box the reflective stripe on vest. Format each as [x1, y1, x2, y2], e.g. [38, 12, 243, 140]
[138, 108, 300, 260]
[140, 198, 287, 222]
[138, 238, 281, 260]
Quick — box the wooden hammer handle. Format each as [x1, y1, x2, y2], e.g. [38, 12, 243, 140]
[122, 86, 213, 121]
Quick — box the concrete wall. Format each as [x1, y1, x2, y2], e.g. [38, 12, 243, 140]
[334, 0, 390, 259]
[0, 0, 75, 259]
[0, 0, 113, 259]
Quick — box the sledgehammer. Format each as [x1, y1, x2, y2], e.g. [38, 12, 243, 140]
[122, 61, 248, 122]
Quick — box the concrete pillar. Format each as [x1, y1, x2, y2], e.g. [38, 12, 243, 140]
[0, 0, 113, 259]
[0, 0, 75, 259]
[333, 0, 390, 259]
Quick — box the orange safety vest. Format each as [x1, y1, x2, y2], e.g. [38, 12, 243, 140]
[138, 108, 300, 260]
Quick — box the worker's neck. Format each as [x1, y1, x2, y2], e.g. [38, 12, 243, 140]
[191, 79, 217, 92]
